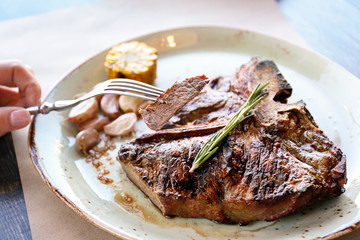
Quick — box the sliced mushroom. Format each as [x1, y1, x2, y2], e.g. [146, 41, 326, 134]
[75, 128, 100, 153]
[104, 112, 137, 136]
[78, 117, 110, 131]
[67, 98, 98, 124]
[119, 95, 144, 113]
[100, 94, 121, 119]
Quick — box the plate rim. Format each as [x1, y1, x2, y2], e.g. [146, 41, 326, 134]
[28, 25, 360, 240]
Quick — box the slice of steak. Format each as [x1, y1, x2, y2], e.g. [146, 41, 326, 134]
[139, 75, 209, 130]
[118, 57, 346, 224]
[166, 75, 247, 129]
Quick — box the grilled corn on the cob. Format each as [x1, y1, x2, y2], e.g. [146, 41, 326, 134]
[104, 41, 157, 85]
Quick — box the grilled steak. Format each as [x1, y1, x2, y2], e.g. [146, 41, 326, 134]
[118, 57, 346, 224]
[139, 75, 209, 130]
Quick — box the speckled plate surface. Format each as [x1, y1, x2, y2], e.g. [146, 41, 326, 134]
[29, 26, 360, 240]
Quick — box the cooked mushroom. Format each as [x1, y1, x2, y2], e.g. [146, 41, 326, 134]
[119, 95, 144, 113]
[75, 128, 100, 153]
[67, 98, 98, 124]
[100, 94, 121, 119]
[103, 112, 137, 136]
[78, 117, 110, 131]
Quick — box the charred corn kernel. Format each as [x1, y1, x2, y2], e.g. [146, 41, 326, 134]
[104, 41, 157, 85]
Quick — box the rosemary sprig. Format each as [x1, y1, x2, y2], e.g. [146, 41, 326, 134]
[189, 82, 269, 173]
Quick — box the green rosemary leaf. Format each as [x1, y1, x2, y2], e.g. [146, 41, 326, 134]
[189, 82, 269, 173]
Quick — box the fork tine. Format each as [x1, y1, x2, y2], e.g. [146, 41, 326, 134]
[101, 90, 158, 101]
[109, 79, 164, 94]
[104, 86, 160, 98]
[105, 83, 163, 96]
[99, 78, 165, 101]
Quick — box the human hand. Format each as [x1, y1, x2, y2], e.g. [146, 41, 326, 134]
[0, 60, 41, 136]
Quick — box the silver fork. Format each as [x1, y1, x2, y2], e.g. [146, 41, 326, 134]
[26, 78, 164, 115]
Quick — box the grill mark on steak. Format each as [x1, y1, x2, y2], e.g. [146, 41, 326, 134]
[118, 57, 346, 224]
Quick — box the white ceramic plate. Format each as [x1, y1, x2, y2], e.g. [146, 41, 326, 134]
[29, 26, 360, 240]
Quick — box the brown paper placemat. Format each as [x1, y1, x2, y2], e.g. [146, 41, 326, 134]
[2, 0, 342, 239]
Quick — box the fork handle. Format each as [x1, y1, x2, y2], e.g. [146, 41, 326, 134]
[26, 102, 57, 115]
[26, 105, 43, 115]
[26, 100, 79, 115]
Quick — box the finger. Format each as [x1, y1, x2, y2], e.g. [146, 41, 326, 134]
[25, 64, 35, 75]
[0, 107, 31, 137]
[0, 86, 20, 106]
[0, 60, 41, 106]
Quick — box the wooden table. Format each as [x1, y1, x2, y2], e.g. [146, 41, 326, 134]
[0, 0, 359, 239]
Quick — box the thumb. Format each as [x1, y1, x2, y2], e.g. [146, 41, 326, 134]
[0, 107, 31, 137]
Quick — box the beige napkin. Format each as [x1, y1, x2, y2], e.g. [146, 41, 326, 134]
[2, 0, 357, 239]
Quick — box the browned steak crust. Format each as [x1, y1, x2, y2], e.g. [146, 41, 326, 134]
[118, 57, 346, 224]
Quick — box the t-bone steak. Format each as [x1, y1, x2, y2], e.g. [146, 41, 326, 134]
[117, 57, 346, 224]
